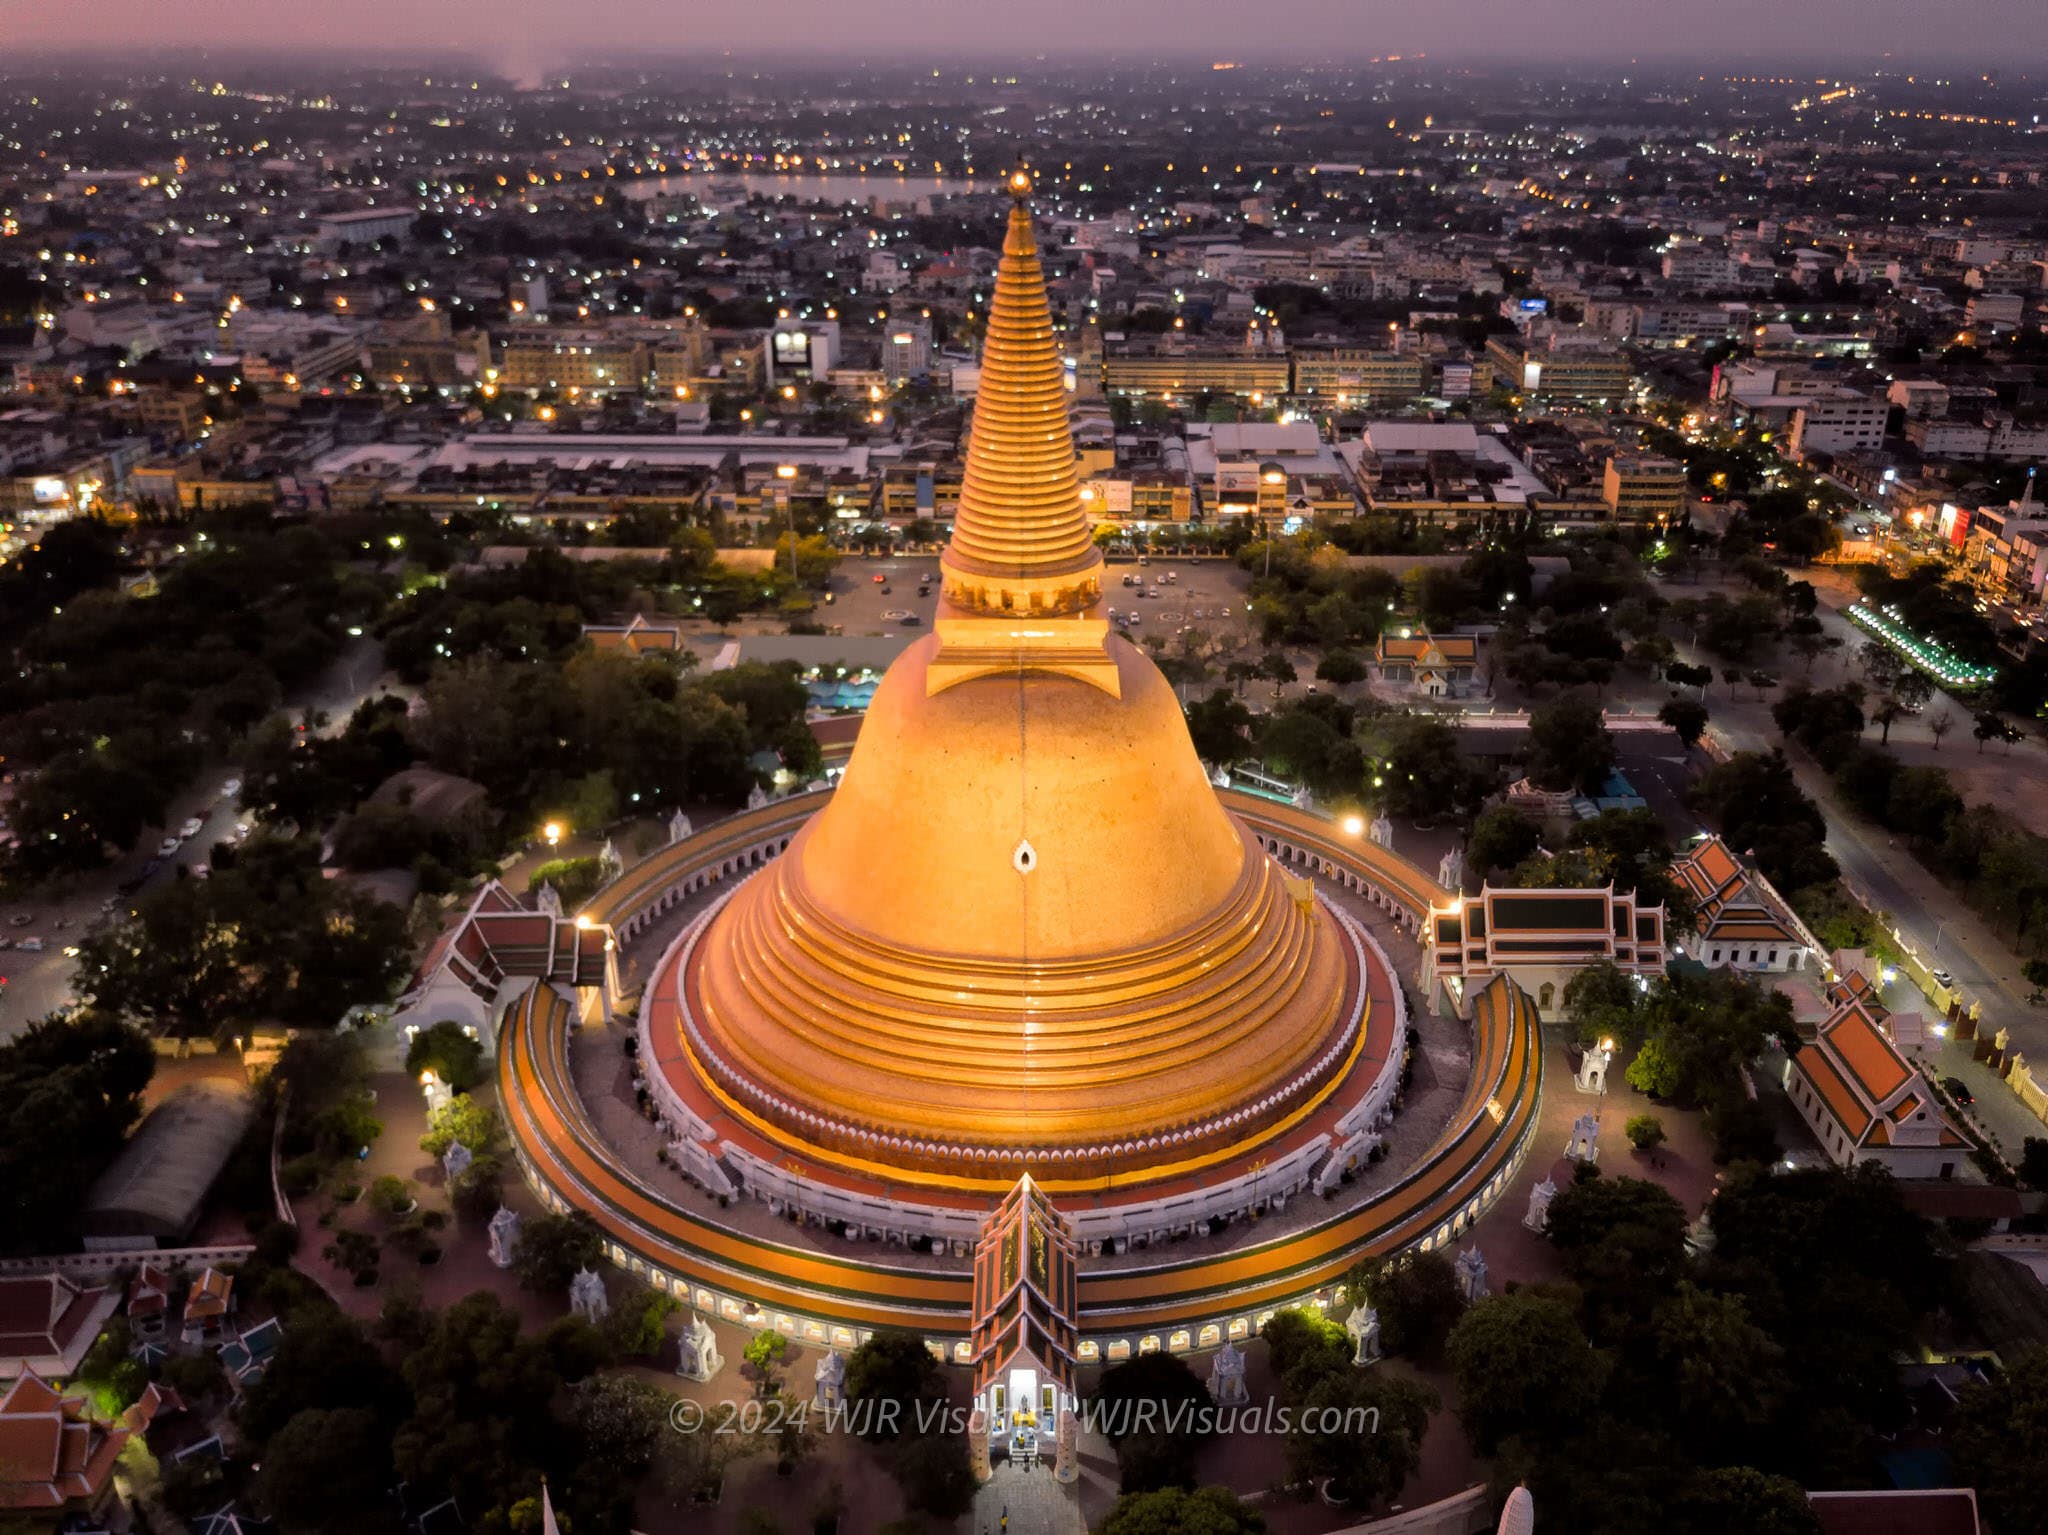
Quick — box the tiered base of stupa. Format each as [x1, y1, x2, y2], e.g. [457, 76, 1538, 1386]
[641, 878, 1399, 1253]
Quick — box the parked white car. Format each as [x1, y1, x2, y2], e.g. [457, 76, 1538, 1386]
[179, 817, 205, 839]
[157, 836, 183, 857]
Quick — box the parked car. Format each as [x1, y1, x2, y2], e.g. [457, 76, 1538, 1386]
[179, 817, 205, 839]
[6, 914, 32, 928]
[157, 836, 182, 858]
[1932, 968, 1955, 990]
[17, 937, 42, 953]
[1942, 1074, 1974, 1106]
[219, 777, 242, 800]
[899, 614, 922, 627]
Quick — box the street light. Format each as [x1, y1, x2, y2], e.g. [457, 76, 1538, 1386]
[776, 465, 800, 584]
[1342, 814, 1365, 838]
[543, 821, 563, 850]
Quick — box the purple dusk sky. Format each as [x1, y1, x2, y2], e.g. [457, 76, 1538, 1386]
[2, 0, 2043, 64]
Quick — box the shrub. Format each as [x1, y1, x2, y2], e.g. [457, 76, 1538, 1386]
[1625, 1113, 1667, 1152]
[280, 1153, 326, 1197]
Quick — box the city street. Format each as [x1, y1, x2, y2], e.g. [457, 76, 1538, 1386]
[0, 635, 396, 1039]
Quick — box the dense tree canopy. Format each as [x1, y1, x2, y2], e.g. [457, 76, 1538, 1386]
[0, 1012, 154, 1253]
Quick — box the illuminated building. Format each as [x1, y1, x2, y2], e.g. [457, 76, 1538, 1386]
[1600, 454, 1687, 526]
[1100, 339, 1290, 401]
[1290, 346, 1426, 403]
[1483, 336, 1631, 402]
[495, 332, 651, 395]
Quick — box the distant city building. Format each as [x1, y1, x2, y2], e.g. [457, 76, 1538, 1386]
[1600, 454, 1687, 526]
[1483, 335, 1631, 402]
[1788, 391, 1888, 460]
[315, 206, 416, 251]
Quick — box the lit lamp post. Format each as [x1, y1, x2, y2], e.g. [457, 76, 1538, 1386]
[776, 464, 799, 586]
[543, 821, 563, 853]
[1341, 813, 1365, 838]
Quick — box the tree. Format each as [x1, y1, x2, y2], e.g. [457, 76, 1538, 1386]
[1286, 1368, 1436, 1507]
[254, 1407, 397, 1534]
[405, 1021, 486, 1095]
[1446, 1290, 1608, 1452]
[1561, 960, 1639, 1049]
[1094, 1352, 1215, 1493]
[1929, 709, 1956, 751]
[72, 1321, 147, 1419]
[741, 1327, 791, 1399]
[1623, 969, 1793, 1107]
[1683, 1467, 1822, 1535]
[1543, 1176, 1691, 1338]
[513, 1209, 603, 1295]
[1666, 660, 1711, 696]
[568, 1371, 674, 1485]
[1185, 688, 1254, 767]
[394, 1291, 582, 1526]
[1658, 697, 1709, 750]
[1950, 1349, 2048, 1535]
[1345, 1252, 1467, 1364]
[1373, 715, 1488, 824]
[1315, 649, 1367, 686]
[238, 1306, 406, 1446]
[1257, 704, 1365, 802]
[1524, 691, 1615, 794]
[0, 1013, 155, 1254]
[1651, 1283, 1791, 1460]
[1690, 750, 1838, 895]
[842, 1329, 949, 1442]
[1625, 1114, 1666, 1151]
[420, 1094, 501, 1158]
[1466, 804, 1542, 881]
[602, 1279, 681, 1359]
[887, 1429, 976, 1520]
[1707, 1096, 1781, 1166]
[1258, 649, 1298, 687]
[1095, 1485, 1266, 1535]
[2022, 1137, 2048, 1190]
[1259, 1307, 1350, 1389]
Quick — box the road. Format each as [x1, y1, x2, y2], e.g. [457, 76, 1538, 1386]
[0, 635, 393, 1039]
[814, 553, 1259, 651]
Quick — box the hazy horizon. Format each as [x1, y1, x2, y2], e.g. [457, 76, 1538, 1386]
[3, 0, 2046, 72]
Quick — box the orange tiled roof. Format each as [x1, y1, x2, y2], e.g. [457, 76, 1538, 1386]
[1828, 1005, 1912, 1103]
[0, 1369, 129, 1511]
[1375, 632, 1477, 665]
[1799, 1047, 1875, 1140]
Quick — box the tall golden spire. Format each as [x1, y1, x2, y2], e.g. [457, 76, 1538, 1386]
[942, 168, 1099, 605]
[929, 168, 1116, 695]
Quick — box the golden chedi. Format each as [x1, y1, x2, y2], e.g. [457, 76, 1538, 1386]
[681, 171, 1358, 1188]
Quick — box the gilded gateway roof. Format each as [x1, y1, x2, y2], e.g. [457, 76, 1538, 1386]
[675, 178, 1362, 1185]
